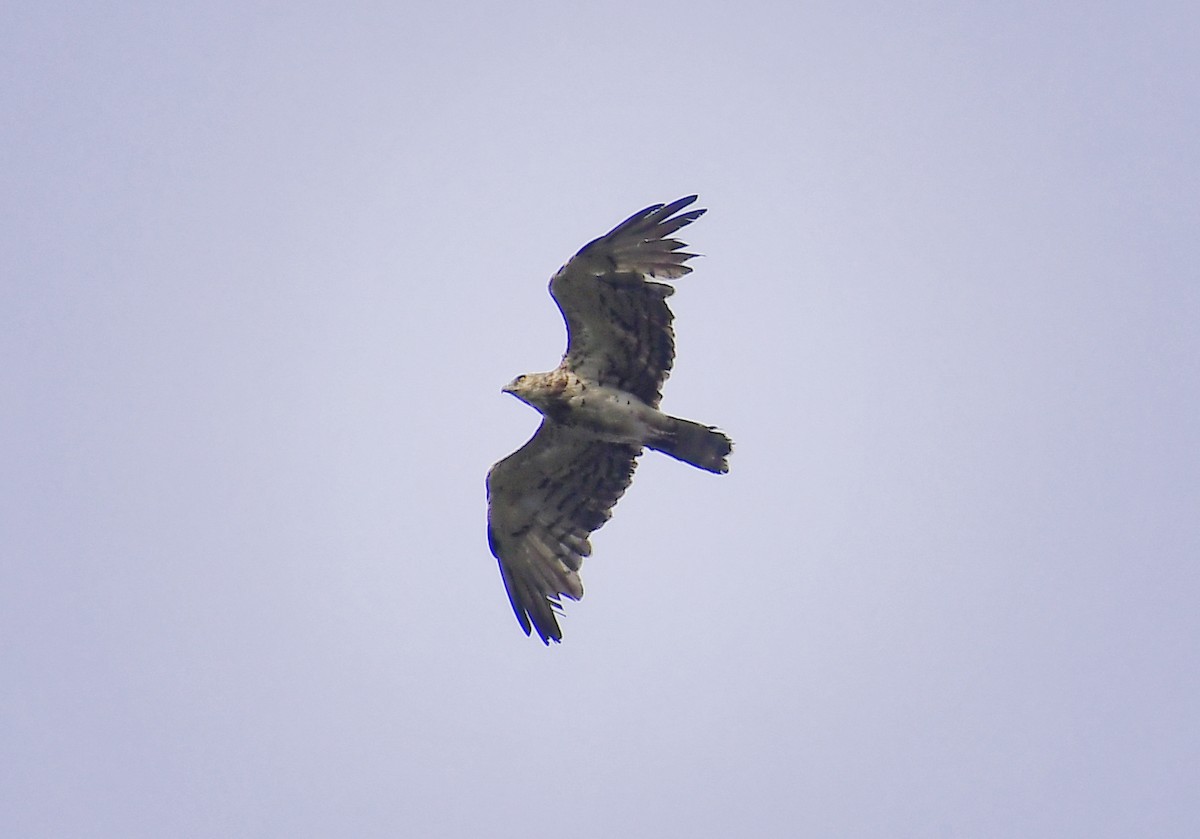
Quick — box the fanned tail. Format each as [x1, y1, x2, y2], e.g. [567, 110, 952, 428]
[650, 417, 732, 474]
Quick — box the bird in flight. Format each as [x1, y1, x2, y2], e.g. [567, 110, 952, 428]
[486, 196, 732, 643]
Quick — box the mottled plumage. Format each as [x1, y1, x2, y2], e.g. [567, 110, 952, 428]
[486, 196, 732, 643]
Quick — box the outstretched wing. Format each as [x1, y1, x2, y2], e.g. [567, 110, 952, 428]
[486, 422, 640, 643]
[550, 196, 706, 407]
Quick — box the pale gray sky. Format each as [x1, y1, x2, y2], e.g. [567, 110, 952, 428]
[3, 2, 1198, 837]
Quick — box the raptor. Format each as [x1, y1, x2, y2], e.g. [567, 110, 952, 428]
[486, 196, 732, 643]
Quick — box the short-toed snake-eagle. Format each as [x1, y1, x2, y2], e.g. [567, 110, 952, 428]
[486, 196, 732, 643]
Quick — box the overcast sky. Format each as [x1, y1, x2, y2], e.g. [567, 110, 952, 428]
[3, 2, 1198, 837]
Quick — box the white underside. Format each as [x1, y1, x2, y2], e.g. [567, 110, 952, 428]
[563, 385, 666, 445]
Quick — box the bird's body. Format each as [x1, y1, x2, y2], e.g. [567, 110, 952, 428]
[506, 371, 678, 450]
[487, 196, 731, 643]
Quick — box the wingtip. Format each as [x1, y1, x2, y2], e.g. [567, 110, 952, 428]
[529, 609, 564, 644]
[512, 598, 563, 645]
[658, 195, 702, 218]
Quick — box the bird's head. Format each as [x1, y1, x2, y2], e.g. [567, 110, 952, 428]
[502, 373, 538, 407]
[502, 374, 529, 397]
[502, 372, 556, 413]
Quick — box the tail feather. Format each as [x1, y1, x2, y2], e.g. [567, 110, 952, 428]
[651, 416, 732, 474]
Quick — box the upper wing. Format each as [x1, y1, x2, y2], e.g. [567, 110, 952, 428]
[486, 421, 639, 643]
[550, 196, 706, 407]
